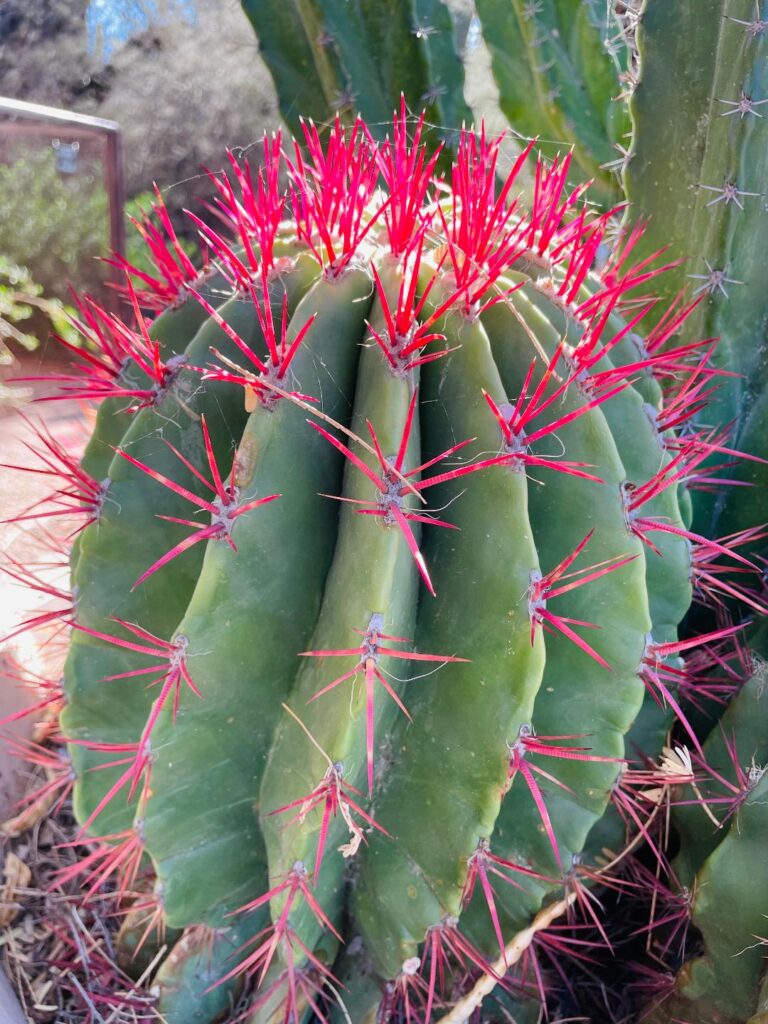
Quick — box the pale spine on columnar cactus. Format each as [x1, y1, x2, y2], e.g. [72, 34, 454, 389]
[14, 108, 765, 1024]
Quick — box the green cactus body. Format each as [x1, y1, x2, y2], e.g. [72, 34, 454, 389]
[143, 267, 372, 931]
[62, 259, 319, 835]
[240, 0, 470, 154]
[644, 672, 768, 1024]
[456, 291, 650, 943]
[17, 113, 763, 1023]
[718, 386, 768, 540]
[673, 669, 768, 888]
[259, 291, 423, 962]
[153, 922, 255, 1024]
[681, 773, 768, 1020]
[353, 296, 546, 976]
[521, 281, 692, 639]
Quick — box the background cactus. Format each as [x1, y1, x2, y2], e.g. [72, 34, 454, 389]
[619, 8, 768, 1011]
[473, 0, 632, 202]
[5, 97, 767, 1024]
[239, 0, 472, 158]
[240, 0, 629, 201]
[623, 0, 768, 540]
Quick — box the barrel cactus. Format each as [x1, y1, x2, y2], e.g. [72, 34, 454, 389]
[6, 106, 767, 1023]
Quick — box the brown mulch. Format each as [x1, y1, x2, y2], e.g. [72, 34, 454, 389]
[0, 804, 160, 1023]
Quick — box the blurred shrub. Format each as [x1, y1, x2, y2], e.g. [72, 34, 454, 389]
[1, 1, 279, 227]
[0, 145, 109, 299]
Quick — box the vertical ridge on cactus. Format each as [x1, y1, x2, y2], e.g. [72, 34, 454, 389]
[4, 105, 767, 1023]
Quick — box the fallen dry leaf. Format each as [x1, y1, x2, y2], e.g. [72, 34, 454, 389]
[0, 851, 31, 926]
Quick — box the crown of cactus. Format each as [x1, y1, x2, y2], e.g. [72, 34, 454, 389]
[5, 103, 768, 1024]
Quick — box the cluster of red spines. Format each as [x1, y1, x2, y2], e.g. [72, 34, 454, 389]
[310, 387, 515, 598]
[438, 130, 534, 315]
[18, 292, 130, 398]
[638, 624, 747, 756]
[67, 618, 201, 831]
[269, 756, 390, 884]
[53, 824, 147, 901]
[421, 919, 499, 1021]
[240, 960, 336, 1024]
[115, 415, 280, 588]
[462, 839, 550, 956]
[527, 151, 592, 260]
[301, 613, 467, 794]
[191, 136, 288, 290]
[367, 241, 458, 375]
[619, 435, 766, 572]
[17, 286, 188, 411]
[109, 186, 203, 311]
[287, 116, 383, 275]
[482, 349, 627, 481]
[691, 524, 768, 615]
[0, 553, 74, 645]
[626, 857, 694, 963]
[680, 728, 768, 828]
[198, 269, 317, 403]
[0, 659, 65, 731]
[505, 727, 623, 870]
[1, 415, 108, 536]
[4, 106, 766, 1022]
[215, 860, 342, 994]
[372, 99, 442, 259]
[5, 734, 74, 820]
[678, 625, 756, 713]
[526, 530, 638, 669]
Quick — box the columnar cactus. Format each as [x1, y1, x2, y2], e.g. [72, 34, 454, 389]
[473, 0, 632, 201]
[6, 108, 768, 1023]
[623, 0, 768, 542]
